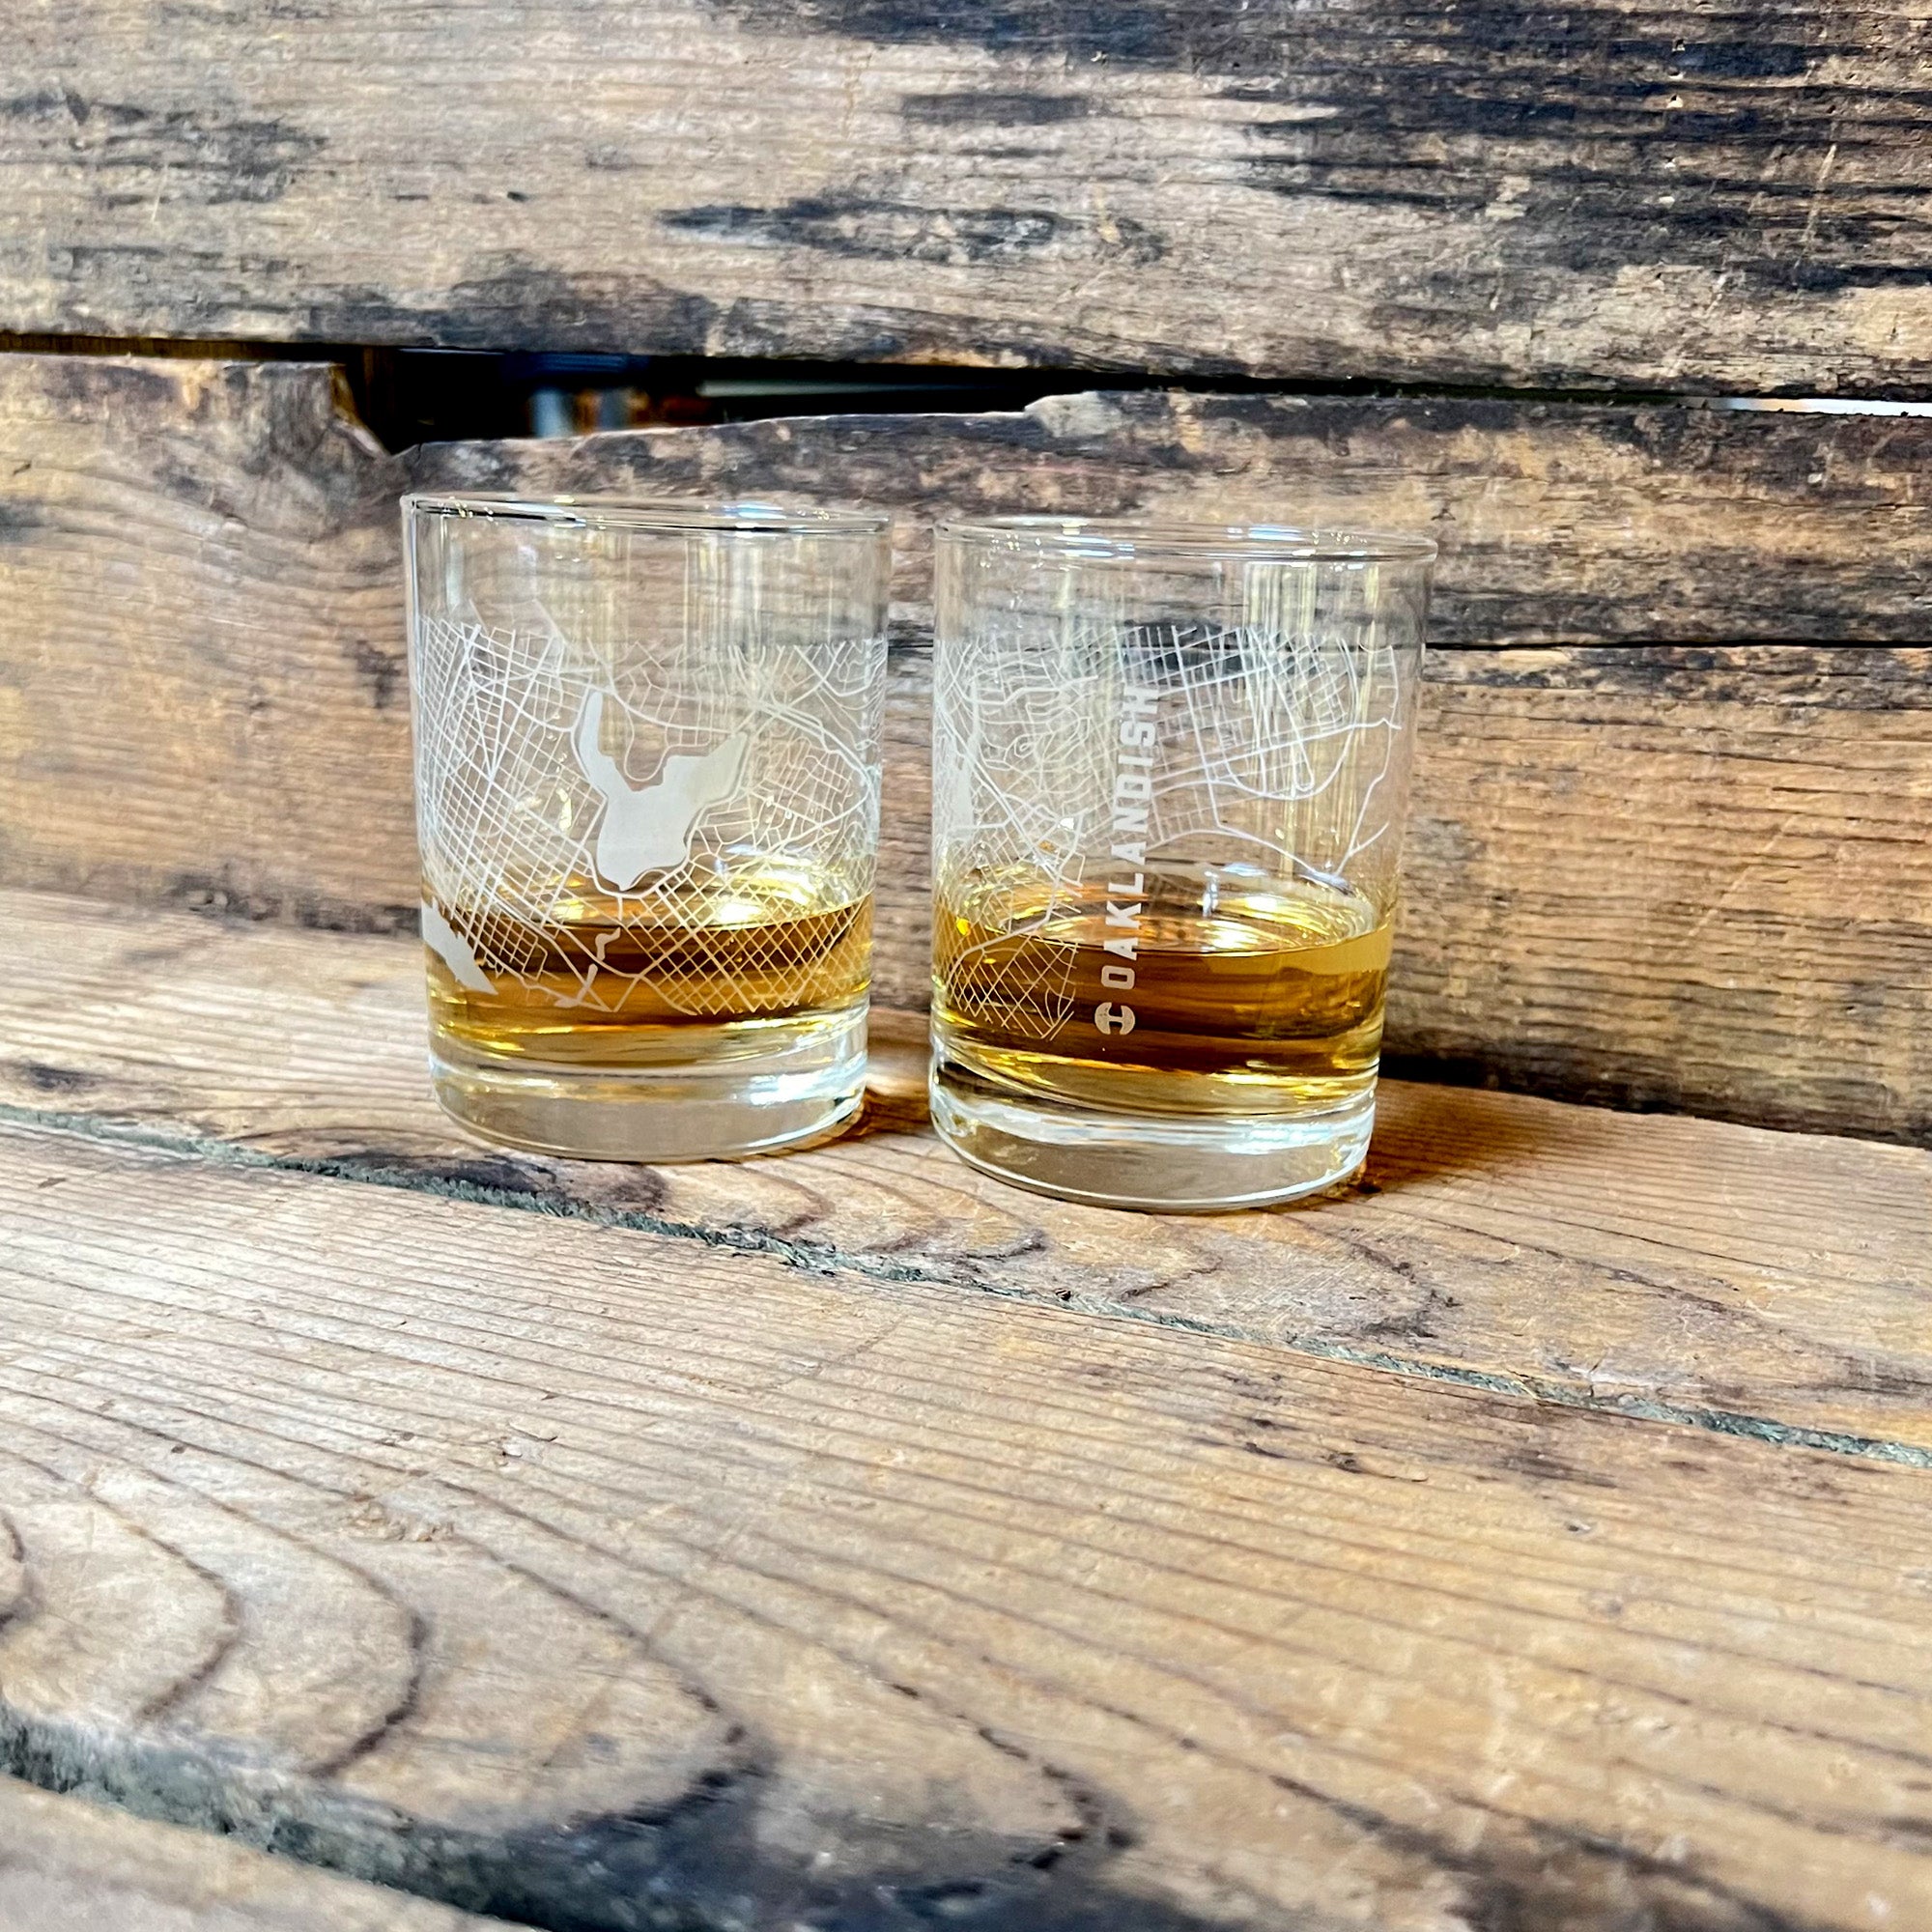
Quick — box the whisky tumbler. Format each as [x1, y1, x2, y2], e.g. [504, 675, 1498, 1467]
[929, 518, 1434, 1210]
[404, 495, 890, 1161]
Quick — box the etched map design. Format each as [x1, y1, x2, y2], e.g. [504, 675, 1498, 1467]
[933, 618, 1407, 1039]
[414, 612, 883, 1014]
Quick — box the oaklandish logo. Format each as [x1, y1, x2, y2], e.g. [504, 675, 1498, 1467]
[1094, 683, 1159, 1038]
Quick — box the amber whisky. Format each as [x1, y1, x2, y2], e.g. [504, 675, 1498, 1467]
[933, 864, 1390, 1119]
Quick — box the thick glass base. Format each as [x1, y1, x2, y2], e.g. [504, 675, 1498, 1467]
[429, 1005, 867, 1162]
[929, 1054, 1375, 1211]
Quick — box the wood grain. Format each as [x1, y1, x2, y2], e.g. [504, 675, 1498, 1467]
[1393, 646, 1932, 1139]
[0, 1778, 497, 1931]
[4, 887, 1929, 1463]
[0, 355, 413, 928]
[2, 1111, 1931, 1929]
[449, 387, 1932, 646]
[6, 0, 1932, 391]
[5, 356, 1930, 1135]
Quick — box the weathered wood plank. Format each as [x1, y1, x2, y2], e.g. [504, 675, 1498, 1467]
[4, 887, 1929, 1462]
[1393, 645, 1932, 1137]
[7, 1, 1932, 391]
[20, 357, 1932, 658]
[0, 1779, 497, 1931]
[2, 1113, 1931, 1930]
[445, 387, 1932, 646]
[0, 355, 412, 928]
[5, 357, 1930, 1134]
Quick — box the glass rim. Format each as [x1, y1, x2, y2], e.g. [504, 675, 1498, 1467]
[401, 491, 892, 535]
[937, 515, 1437, 563]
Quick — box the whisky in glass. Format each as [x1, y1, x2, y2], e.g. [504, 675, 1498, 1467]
[404, 495, 890, 1161]
[929, 518, 1433, 1210]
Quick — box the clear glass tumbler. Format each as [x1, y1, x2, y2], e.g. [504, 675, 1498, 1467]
[404, 495, 890, 1161]
[929, 518, 1434, 1210]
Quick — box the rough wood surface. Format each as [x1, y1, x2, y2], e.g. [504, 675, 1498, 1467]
[0, 356, 411, 928]
[3, 1107, 1932, 1930]
[8, 1, 1932, 391]
[1394, 645, 1932, 1139]
[0, 1778, 497, 1931]
[4, 888, 1929, 1466]
[435, 386, 1932, 646]
[5, 356, 1930, 1136]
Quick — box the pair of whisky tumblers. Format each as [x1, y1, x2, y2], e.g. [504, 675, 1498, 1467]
[403, 495, 1435, 1211]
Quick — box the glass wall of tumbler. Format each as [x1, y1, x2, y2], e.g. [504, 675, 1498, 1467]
[929, 518, 1435, 1211]
[403, 495, 891, 1162]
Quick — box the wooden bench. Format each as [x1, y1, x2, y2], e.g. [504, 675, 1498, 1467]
[4, 3, 1932, 1921]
